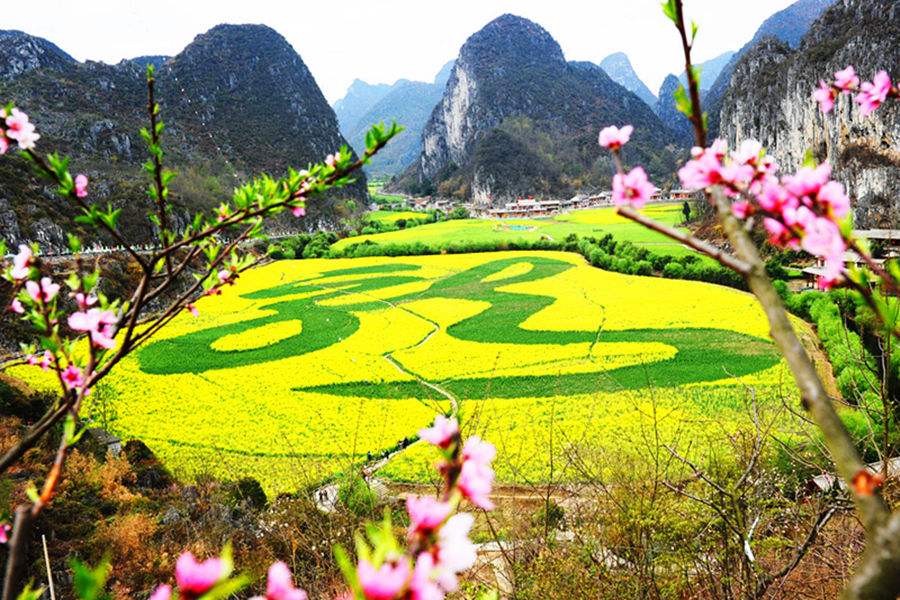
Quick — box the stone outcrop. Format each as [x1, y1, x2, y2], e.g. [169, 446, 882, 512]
[0, 24, 364, 251]
[398, 14, 680, 204]
[706, 0, 835, 138]
[719, 0, 900, 227]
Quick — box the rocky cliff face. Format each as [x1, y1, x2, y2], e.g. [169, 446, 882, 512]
[720, 0, 900, 227]
[599, 52, 656, 107]
[0, 24, 363, 251]
[705, 0, 835, 138]
[400, 14, 680, 204]
[0, 30, 76, 80]
[655, 74, 696, 146]
[335, 61, 454, 177]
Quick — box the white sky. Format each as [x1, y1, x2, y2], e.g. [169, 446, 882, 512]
[7, 0, 796, 103]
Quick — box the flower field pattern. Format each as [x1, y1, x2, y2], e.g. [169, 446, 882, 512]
[13, 251, 801, 494]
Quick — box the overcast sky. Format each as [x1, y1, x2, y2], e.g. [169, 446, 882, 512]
[7, 0, 797, 103]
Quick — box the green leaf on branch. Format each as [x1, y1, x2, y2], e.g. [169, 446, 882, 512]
[99, 205, 122, 230]
[691, 20, 698, 44]
[75, 205, 100, 227]
[674, 84, 693, 118]
[661, 0, 678, 24]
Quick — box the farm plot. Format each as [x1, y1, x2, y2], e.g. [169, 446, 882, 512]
[11, 251, 803, 495]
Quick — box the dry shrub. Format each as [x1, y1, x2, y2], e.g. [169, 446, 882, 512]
[96, 513, 158, 571]
[64, 450, 136, 504]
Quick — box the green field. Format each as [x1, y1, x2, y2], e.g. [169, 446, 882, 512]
[367, 210, 427, 224]
[340, 203, 699, 257]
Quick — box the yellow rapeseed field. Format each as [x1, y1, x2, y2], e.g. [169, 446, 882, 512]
[12, 251, 809, 495]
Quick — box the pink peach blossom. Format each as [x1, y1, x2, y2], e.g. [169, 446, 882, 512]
[11, 244, 33, 280]
[419, 415, 458, 449]
[61, 364, 84, 390]
[187, 303, 199, 317]
[356, 558, 410, 600]
[74, 174, 89, 198]
[679, 146, 724, 190]
[0, 136, 7, 155]
[0, 523, 10, 544]
[856, 71, 892, 116]
[292, 205, 306, 217]
[175, 552, 228, 596]
[598, 125, 633, 151]
[4, 108, 39, 150]
[406, 496, 452, 533]
[433, 513, 477, 592]
[74, 293, 97, 310]
[834, 66, 859, 91]
[409, 553, 443, 600]
[813, 81, 836, 113]
[68, 308, 119, 350]
[730, 201, 752, 219]
[612, 167, 656, 209]
[817, 180, 850, 220]
[783, 163, 832, 198]
[26, 277, 60, 303]
[148, 584, 171, 600]
[9, 298, 23, 314]
[257, 562, 307, 600]
[457, 437, 496, 509]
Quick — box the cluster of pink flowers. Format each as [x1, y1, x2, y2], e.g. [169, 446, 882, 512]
[352, 415, 494, 600]
[598, 124, 658, 208]
[26, 350, 53, 371]
[0, 108, 40, 154]
[678, 136, 851, 289]
[68, 305, 119, 350]
[679, 139, 776, 200]
[26, 277, 60, 304]
[814, 65, 896, 116]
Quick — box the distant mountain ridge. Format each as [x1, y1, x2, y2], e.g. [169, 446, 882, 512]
[396, 14, 681, 204]
[677, 51, 735, 92]
[334, 61, 454, 177]
[599, 52, 656, 107]
[0, 24, 364, 251]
